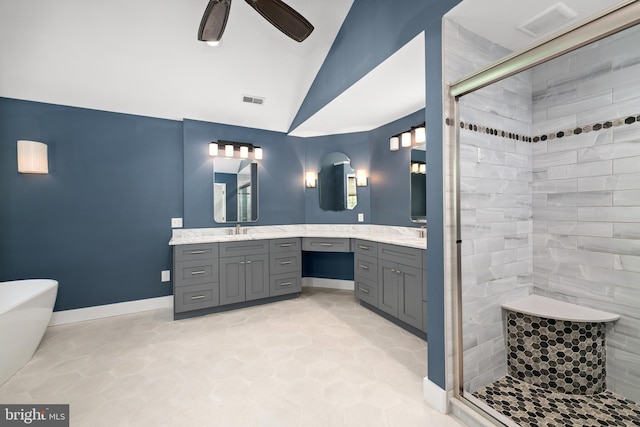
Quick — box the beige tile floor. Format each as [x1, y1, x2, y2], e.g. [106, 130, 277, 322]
[0, 288, 462, 427]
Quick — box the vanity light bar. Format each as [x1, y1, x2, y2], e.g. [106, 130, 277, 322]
[208, 141, 263, 160]
[389, 123, 426, 152]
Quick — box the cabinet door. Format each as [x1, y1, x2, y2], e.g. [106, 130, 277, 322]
[378, 259, 399, 317]
[220, 256, 245, 305]
[398, 265, 423, 330]
[245, 253, 269, 301]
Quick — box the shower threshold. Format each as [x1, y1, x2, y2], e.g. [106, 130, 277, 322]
[473, 375, 640, 426]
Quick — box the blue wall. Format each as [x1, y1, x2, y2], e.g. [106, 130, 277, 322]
[370, 109, 425, 226]
[0, 98, 183, 311]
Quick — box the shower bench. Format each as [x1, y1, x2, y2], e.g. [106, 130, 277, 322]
[502, 295, 619, 395]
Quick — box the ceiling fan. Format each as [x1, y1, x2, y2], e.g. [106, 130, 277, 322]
[198, 0, 314, 45]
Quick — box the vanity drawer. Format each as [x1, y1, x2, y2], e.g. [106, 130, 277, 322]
[174, 243, 218, 262]
[175, 259, 218, 286]
[269, 238, 301, 253]
[378, 243, 424, 269]
[174, 282, 219, 313]
[302, 237, 351, 253]
[355, 277, 378, 307]
[220, 240, 269, 258]
[270, 273, 302, 297]
[354, 253, 377, 283]
[270, 251, 301, 275]
[354, 239, 378, 256]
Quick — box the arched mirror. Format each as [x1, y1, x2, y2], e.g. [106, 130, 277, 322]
[213, 158, 258, 223]
[318, 152, 357, 211]
[410, 144, 426, 222]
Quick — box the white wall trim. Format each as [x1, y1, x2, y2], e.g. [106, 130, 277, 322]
[423, 377, 449, 413]
[49, 296, 173, 326]
[302, 278, 354, 291]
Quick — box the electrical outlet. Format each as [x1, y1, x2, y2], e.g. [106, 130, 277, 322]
[358, 213, 364, 222]
[161, 270, 171, 282]
[171, 218, 183, 228]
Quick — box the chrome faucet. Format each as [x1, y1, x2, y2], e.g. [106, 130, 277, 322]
[418, 226, 426, 238]
[235, 224, 241, 235]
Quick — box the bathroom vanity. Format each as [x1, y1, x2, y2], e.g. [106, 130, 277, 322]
[170, 225, 426, 337]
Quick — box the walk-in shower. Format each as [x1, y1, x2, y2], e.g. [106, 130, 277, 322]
[445, 2, 640, 425]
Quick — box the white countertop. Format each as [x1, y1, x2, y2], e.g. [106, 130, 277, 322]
[169, 224, 426, 249]
[502, 295, 620, 323]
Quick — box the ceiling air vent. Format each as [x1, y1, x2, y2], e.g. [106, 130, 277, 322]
[517, 3, 577, 38]
[242, 95, 265, 105]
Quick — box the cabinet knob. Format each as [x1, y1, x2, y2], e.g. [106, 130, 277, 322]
[320, 243, 333, 247]
[191, 295, 206, 300]
[360, 288, 370, 294]
[191, 270, 206, 275]
[246, 260, 252, 264]
[359, 265, 369, 270]
[281, 261, 293, 265]
[280, 282, 293, 287]
[280, 243, 292, 247]
[358, 245, 370, 250]
[190, 250, 206, 255]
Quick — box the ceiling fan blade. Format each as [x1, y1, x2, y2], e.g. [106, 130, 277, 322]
[198, 0, 232, 43]
[245, 0, 314, 42]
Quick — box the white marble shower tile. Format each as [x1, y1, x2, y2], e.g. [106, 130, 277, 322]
[547, 160, 612, 180]
[578, 207, 640, 222]
[546, 130, 611, 153]
[533, 115, 578, 136]
[614, 254, 640, 273]
[614, 223, 640, 239]
[614, 190, 640, 206]
[577, 97, 640, 127]
[578, 142, 640, 162]
[534, 207, 577, 221]
[533, 150, 577, 168]
[532, 178, 577, 194]
[578, 236, 640, 256]
[547, 191, 612, 207]
[614, 156, 640, 174]
[579, 174, 640, 192]
[546, 221, 613, 237]
[547, 90, 613, 120]
[534, 232, 578, 249]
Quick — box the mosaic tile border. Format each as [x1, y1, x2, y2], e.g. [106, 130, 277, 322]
[446, 114, 640, 144]
[473, 375, 640, 427]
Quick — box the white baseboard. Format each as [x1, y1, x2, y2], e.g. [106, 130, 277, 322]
[49, 296, 173, 326]
[302, 278, 354, 291]
[423, 377, 449, 413]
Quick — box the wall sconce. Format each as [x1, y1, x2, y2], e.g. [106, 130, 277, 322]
[209, 140, 264, 160]
[413, 126, 426, 144]
[356, 170, 368, 187]
[240, 146, 249, 159]
[17, 140, 48, 174]
[305, 172, 317, 188]
[389, 136, 400, 151]
[412, 162, 426, 174]
[401, 132, 412, 148]
[389, 122, 426, 151]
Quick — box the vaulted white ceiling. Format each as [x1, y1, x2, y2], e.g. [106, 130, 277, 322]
[0, 0, 630, 137]
[0, 0, 353, 132]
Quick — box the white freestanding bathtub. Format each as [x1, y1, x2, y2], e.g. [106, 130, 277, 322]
[0, 279, 58, 385]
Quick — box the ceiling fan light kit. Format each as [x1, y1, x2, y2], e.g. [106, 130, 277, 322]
[198, 0, 313, 45]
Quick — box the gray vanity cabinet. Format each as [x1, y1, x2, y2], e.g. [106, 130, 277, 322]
[270, 238, 302, 297]
[354, 240, 379, 307]
[377, 243, 424, 331]
[219, 241, 270, 305]
[173, 243, 220, 313]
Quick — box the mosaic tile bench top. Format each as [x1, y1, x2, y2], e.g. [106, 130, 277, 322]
[473, 375, 640, 427]
[506, 311, 606, 395]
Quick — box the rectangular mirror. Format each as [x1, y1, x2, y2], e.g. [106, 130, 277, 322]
[410, 145, 426, 223]
[213, 158, 258, 223]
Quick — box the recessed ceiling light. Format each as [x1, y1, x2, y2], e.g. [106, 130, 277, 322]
[517, 2, 577, 38]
